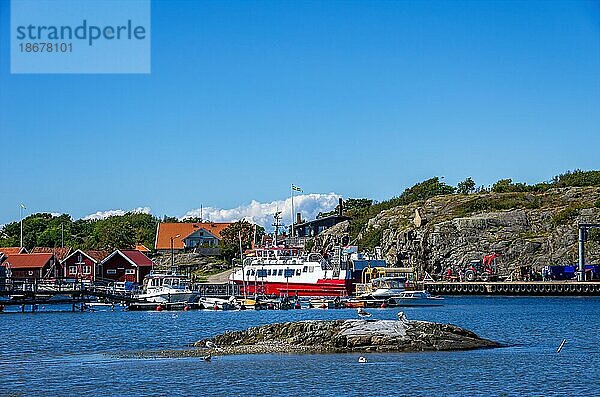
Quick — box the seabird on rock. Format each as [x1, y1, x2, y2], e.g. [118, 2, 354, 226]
[206, 341, 217, 349]
[357, 308, 372, 318]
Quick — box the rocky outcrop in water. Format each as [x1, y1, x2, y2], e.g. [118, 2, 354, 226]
[193, 319, 500, 354]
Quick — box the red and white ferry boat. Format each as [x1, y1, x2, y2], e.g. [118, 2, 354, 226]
[229, 247, 355, 297]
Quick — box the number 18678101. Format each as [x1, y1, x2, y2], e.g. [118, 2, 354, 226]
[19, 43, 73, 52]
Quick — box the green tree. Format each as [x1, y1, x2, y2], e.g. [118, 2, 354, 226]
[88, 216, 136, 251]
[219, 220, 265, 262]
[491, 179, 513, 193]
[457, 177, 476, 194]
[396, 177, 455, 204]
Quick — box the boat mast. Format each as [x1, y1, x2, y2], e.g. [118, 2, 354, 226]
[272, 211, 282, 246]
[239, 230, 246, 300]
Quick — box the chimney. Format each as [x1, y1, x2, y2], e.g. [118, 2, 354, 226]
[296, 212, 302, 224]
[338, 198, 343, 216]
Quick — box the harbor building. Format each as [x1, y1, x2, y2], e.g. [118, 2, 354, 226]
[62, 249, 110, 281]
[1, 253, 61, 281]
[99, 249, 154, 284]
[154, 222, 232, 255]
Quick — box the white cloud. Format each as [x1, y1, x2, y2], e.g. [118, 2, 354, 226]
[83, 206, 151, 221]
[182, 193, 341, 229]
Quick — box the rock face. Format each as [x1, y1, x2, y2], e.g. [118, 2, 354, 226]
[316, 187, 600, 275]
[194, 319, 500, 354]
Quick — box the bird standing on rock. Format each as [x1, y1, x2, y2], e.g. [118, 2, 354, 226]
[397, 311, 407, 322]
[357, 308, 372, 318]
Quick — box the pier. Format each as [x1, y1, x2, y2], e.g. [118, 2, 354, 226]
[424, 281, 600, 296]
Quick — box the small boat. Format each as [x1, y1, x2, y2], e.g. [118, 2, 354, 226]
[136, 271, 197, 303]
[343, 299, 365, 308]
[308, 297, 342, 309]
[388, 291, 444, 307]
[358, 277, 406, 299]
[198, 296, 237, 310]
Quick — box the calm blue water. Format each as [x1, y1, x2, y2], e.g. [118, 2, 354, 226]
[1, 296, 599, 396]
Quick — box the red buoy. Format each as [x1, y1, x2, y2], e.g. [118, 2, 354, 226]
[380, 303, 388, 308]
[213, 305, 219, 311]
[184, 305, 190, 311]
[156, 305, 163, 311]
[294, 303, 301, 309]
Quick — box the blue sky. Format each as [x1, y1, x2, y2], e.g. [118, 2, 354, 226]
[0, 0, 599, 225]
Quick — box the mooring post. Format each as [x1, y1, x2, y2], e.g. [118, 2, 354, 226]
[578, 226, 585, 282]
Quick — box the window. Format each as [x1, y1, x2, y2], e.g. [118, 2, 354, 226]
[125, 269, 135, 275]
[278, 269, 283, 276]
[309, 266, 314, 273]
[107, 269, 117, 275]
[303, 266, 308, 273]
[295, 269, 301, 276]
[83, 266, 92, 275]
[69, 266, 77, 274]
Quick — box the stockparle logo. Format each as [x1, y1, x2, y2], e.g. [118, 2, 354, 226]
[11, 0, 151, 74]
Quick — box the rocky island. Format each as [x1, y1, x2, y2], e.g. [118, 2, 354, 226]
[191, 318, 500, 355]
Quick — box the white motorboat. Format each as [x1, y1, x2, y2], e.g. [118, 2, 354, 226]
[198, 296, 237, 310]
[358, 277, 406, 299]
[388, 290, 444, 307]
[136, 271, 197, 303]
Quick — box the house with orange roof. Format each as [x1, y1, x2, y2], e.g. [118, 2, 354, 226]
[31, 247, 72, 262]
[154, 222, 232, 254]
[0, 247, 27, 265]
[0, 247, 27, 257]
[2, 253, 61, 280]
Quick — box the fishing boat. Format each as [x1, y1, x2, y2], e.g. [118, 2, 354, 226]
[388, 290, 444, 306]
[136, 271, 197, 303]
[229, 246, 356, 297]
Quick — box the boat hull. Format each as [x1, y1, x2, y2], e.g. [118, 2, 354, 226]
[137, 291, 197, 303]
[233, 279, 352, 297]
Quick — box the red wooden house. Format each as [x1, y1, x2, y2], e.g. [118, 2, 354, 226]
[3, 253, 61, 280]
[99, 250, 154, 284]
[62, 249, 109, 281]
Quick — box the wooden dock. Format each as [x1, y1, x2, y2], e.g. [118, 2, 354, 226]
[423, 281, 600, 296]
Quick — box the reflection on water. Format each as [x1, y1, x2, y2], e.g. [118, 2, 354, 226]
[1, 296, 599, 396]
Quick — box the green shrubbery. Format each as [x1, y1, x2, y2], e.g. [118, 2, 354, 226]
[453, 193, 542, 218]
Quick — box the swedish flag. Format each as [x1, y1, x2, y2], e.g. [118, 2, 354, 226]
[291, 184, 302, 192]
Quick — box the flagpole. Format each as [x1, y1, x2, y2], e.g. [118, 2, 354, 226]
[290, 184, 294, 238]
[20, 204, 24, 248]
